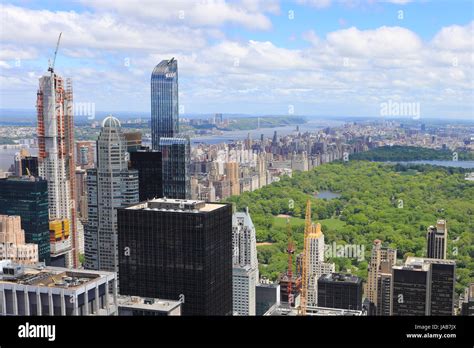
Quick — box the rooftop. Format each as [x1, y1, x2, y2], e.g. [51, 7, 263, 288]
[117, 295, 181, 313]
[319, 273, 361, 284]
[393, 257, 456, 272]
[0, 261, 113, 288]
[125, 198, 225, 213]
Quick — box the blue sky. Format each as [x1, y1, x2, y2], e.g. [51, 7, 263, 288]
[0, 0, 473, 119]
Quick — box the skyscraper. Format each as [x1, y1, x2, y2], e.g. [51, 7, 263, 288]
[305, 222, 335, 307]
[151, 58, 179, 149]
[159, 137, 191, 199]
[225, 162, 240, 196]
[130, 149, 163, 202]
[118, 198, 233, 316]
[427, 219, 447, 259]
[36, 70, 78, 268]
[84, 116, 139, 273]
[232, 208, 259, 315]
[0, 177, 50, 264]
[367, 239, 397, 315]
[391, 257, 455, 316]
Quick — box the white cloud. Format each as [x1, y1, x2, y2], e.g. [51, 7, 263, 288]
[431, 22, 474, 51]
[296, 0, 332, 9]
[326, 26, 422, 57]
[0, 3, 472, 118]
[81, 0, 275, 30]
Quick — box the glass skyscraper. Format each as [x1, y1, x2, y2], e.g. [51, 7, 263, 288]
[159, 137, 191, 199]
[118, 198, 233, 316]
[0, 177, 50, 264]
[151, 58, 179, 149]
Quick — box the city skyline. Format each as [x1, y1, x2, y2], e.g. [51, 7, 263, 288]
[0, 1, 473, 119]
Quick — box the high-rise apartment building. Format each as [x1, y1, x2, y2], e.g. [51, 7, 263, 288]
[84, 116, 139, 273]
[130, 149, 163, 201]
[0, 215, 38, 265]
[151, 58, 179, 149]
[391, 257, 455, 316]
[232, 208, 259, 315]
[367, 239, 397, 315]
[36, 70, 78, 268]
[0, 177, 50, 264]
[427, 219, 447, 259]
[225, 162, 240, 196]
[118, 198, 232, 316]
[305, 222, 335, 306]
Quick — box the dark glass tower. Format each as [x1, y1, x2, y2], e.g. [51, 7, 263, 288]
[130, 150, 163, 201]
[159, 137, 191, 199]
[391, 257, 455, 316]
[317, 273, 363, 310]
[0, 177, 50, 264]
[118, 198, 233, 316]
[151, 58, 179, 149]
[21, 156, 39, 176]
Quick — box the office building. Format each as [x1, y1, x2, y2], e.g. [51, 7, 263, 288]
[427, 219, 448, 259]
[36, 69, 78, 267]
[159, 137, 190, 199]
[117, 296, 181, 316]
[0, 215, 38, 265]
[232, 208, 258, 315]
[256, 283, 280, 316]
[391, 257, 455, 316]
[367, 239, 397, 315]
[84, 116, 139, 273]
[317, 273, 363, 310]
[118, 198, 232, 316]
[151, 58, 179, 149]
[0, 177, 50, 264]
[130, 150, 163, 201]
[0, 260, 117, 315]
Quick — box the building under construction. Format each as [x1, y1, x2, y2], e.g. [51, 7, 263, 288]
[36, 33, 78, 267]
[278, 273, 302, 307]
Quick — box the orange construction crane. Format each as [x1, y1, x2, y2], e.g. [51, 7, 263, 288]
[300, 199, 312, 315]
[286, 217, 295, 306]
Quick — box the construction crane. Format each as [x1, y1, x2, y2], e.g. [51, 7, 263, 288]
[48, 32, 62, 73]
[300, 199, 312, 315]
[286, 217, 295, 306]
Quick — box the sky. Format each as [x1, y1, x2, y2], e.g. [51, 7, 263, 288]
[0, 0, 473, 119]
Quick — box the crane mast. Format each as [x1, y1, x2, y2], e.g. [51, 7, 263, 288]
[300, 199, 312, 315]
[286, 218, 295, 306]
[48, 32, 62, 73]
